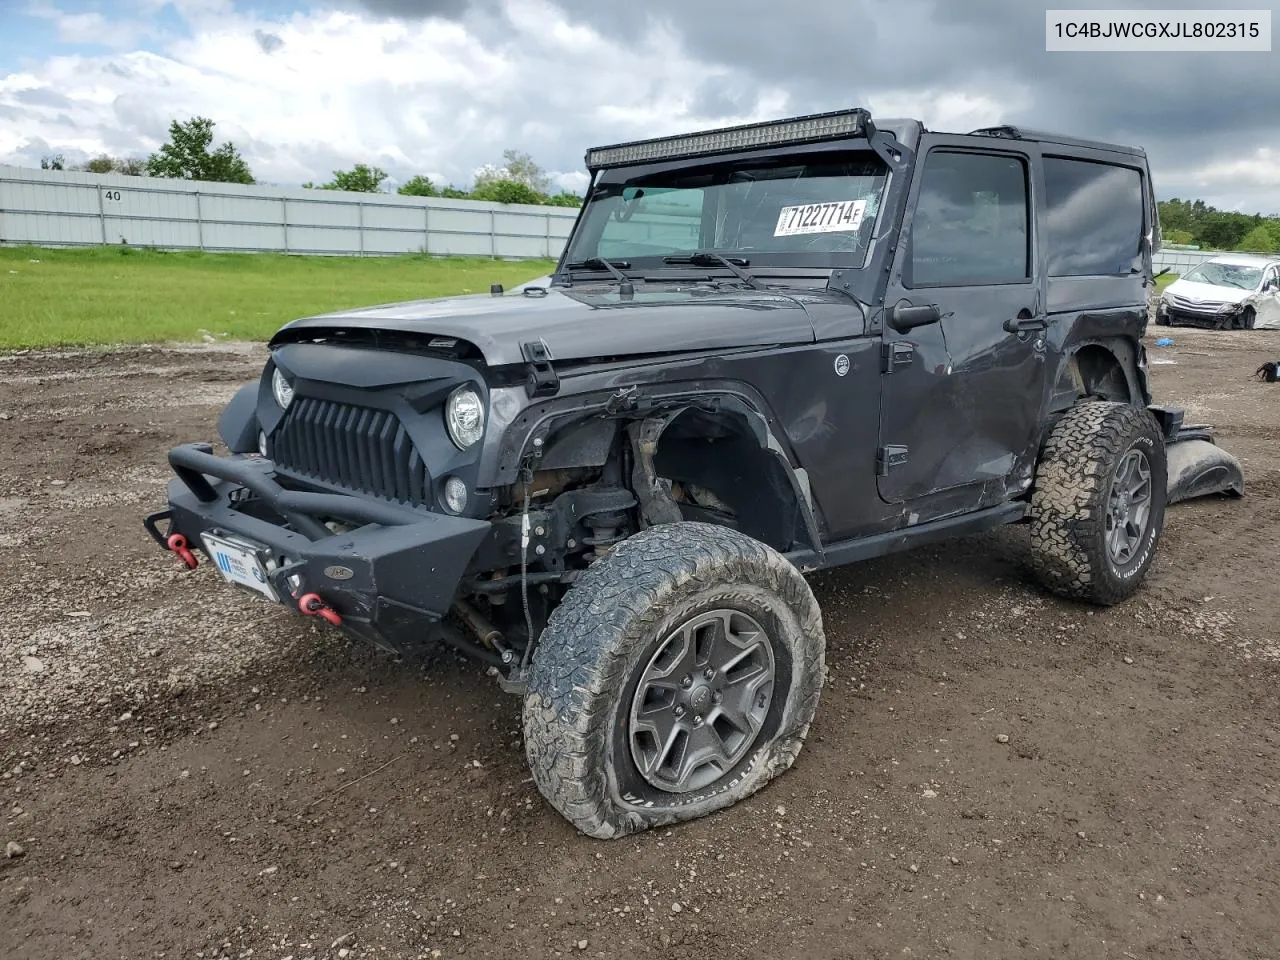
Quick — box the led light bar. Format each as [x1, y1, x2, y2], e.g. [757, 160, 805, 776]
[584, 108, 872, 170]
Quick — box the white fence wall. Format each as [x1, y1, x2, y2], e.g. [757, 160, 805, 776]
[0, 165, 1246, 272]
[0, 165, 579, 259]
[1152, 247, 1224, 273]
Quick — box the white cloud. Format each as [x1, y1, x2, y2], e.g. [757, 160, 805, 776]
[1155, 148, 1280, 214]
[864, 88, 1033, 135]
[1184, 148, 1280, 190]
[3, 0, 1275, 213]
[26, 1, 160, 49]
[0, 0, 798, 189]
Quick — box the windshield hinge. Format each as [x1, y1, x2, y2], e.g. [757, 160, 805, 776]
[521, 339, 560, 399]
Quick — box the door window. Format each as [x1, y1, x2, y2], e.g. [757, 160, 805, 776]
[908, 151, 1030, 287]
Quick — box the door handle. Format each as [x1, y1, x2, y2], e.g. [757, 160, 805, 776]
[1003, 315, 1048, 334]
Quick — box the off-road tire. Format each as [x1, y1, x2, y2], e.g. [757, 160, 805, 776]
[1029, 401, 1167, 605]
[523, 522, 825, 839]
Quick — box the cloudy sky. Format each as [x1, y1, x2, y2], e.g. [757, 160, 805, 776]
[1, 0, 1277, 210]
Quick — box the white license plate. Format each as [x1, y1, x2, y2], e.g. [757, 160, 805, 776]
[201, 533, 279, 602]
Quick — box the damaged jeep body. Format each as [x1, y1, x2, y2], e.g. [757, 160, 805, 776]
[146, 109, 1243, 838]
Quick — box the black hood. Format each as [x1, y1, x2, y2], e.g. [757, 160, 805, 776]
[273, 283, 826, 367]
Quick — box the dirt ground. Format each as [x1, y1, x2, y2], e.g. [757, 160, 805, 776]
[1, 328, 1278, 960]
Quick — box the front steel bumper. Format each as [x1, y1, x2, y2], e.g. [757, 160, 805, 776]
[145, 443, 491, 652]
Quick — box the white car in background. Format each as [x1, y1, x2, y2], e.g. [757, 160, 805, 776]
[1157, 253, 1280, 330]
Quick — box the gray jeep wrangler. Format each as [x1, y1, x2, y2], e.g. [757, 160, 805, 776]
[146, 109, 1243, 838]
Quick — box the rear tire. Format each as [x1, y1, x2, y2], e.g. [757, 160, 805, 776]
[1029, 401, 1167, 605]
[522, 522, 825, 839]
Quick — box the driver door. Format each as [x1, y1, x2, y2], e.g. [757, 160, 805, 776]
[876, 139, 1047, 515]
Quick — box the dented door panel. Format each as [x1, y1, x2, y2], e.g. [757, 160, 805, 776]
[876, 137, 1049, 514]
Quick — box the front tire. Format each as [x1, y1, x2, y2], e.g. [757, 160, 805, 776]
[1029, 401, 1167, 605]
[523, 522, 825, 839]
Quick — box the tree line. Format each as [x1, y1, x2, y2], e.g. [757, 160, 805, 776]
[1157, 199, 1280, 254]
[40, 116, 582, 208]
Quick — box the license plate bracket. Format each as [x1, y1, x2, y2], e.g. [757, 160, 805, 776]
[201, 533, 279, 602]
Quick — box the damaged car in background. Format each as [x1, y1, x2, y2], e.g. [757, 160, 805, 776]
[144, 109, 1245, 839]
[1156, 253, 1280, 329]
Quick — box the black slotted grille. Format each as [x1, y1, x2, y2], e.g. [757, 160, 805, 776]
[273, 397, 430, 505]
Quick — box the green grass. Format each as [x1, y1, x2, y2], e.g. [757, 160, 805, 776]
[0, 246, 557, 349]
[0, 246, 1186, 350]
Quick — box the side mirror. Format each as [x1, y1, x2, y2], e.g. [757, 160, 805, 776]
[888, 302, 941, 333]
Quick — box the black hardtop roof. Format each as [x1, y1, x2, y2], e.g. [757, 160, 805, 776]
[962, 124, 1147, 158]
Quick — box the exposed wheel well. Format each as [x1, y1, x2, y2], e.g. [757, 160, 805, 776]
[1041, 342, 1148, 452]
[646, 406, 809, 552]
[507, 401, 817, 561]
[1072, 344, 1133, 402]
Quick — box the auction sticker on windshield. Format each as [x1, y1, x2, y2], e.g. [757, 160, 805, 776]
[774, 199, 867, 237]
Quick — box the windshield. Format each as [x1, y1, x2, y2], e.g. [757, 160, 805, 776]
[1181, 261, 1264, 290]
[564, 152, 890, 270]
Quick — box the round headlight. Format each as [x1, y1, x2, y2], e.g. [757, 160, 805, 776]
[271, 367, 294, 409]
[445, 385, 485, 450]
[442, 476, 469, 514]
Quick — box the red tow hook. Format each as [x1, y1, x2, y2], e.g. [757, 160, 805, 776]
[166, 533, 198, 570]
[298, 593, 342, 627]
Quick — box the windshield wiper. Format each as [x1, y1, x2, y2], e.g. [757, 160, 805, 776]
[662, 252, 763, 290]
[565, 257, 633, 283]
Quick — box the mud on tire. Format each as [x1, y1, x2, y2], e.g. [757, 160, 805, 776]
[522, 522, 826, 839]
[1029, 401, 1167, 605]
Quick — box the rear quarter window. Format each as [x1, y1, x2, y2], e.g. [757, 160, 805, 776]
[1044, 157, 1145, 277]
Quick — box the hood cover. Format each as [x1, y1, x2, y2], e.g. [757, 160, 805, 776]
[1165, 278, 1254, 306]
[273, 283, 826, 367]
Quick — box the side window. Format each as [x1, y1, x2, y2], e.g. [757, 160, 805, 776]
[1044, 157, 1144, 277]
[908, 151, 1030, 287]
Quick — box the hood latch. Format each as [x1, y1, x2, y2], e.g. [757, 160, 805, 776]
[521, 339, 560, 398]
